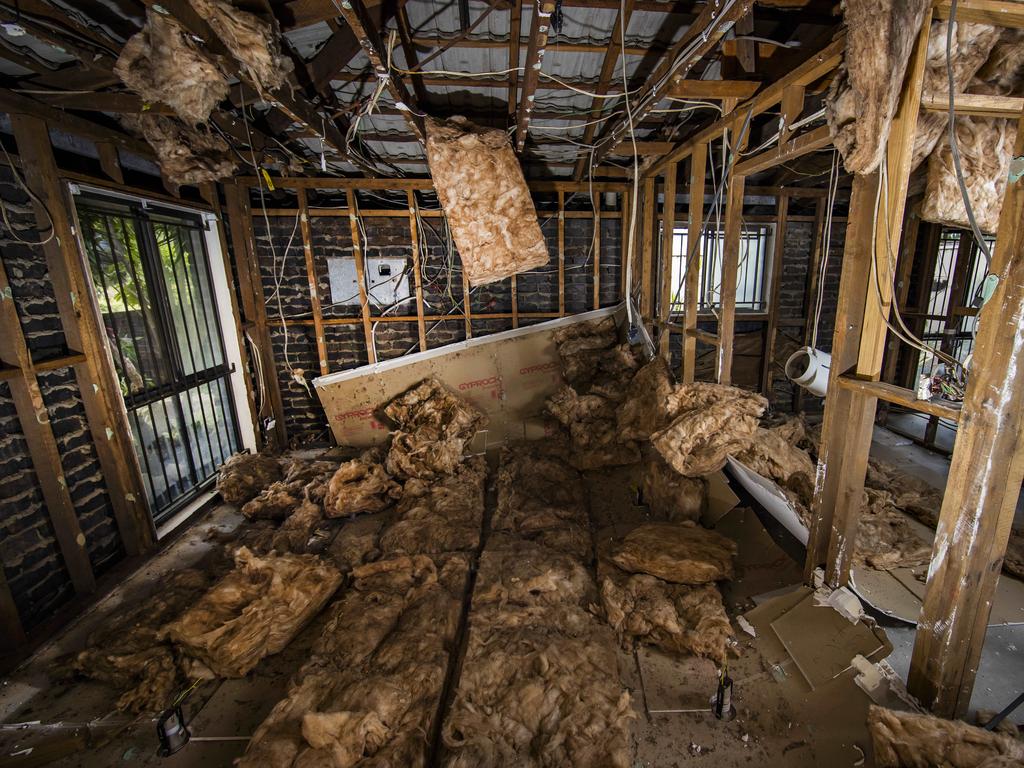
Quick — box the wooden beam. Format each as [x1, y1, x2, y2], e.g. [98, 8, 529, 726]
[396, 4, 430, 105]
[806, 12, 932, 587]
[921, 91, 1024, 118]
[95, 142, 124, 186]
[668, 79, 761, 101]
[225, 183, 288, 448]
[932, 0, 1024, 27]
[734, 124, 833, 177]
[337, 0, 425, 142]
[717, 173, 745, 385]
[516, 0, 557, 151]
[620, 185, 631, 299]
[682, 143, 707, 383]
[12, 115, 154, 558]
[308, 1, 403, 93]
[571, 0, 634, 180]
[592, 0, 749, 167]
[608, 141, 678, 157]
[658, 162, 678, 360]
[834, 375, 962, 422]
[406, 191, 428, 352]
[506, 0, 522, 125]
[557, 190, 565, 316]
[461, 268, 473, 338]
[593, 195, 602, 310]
[908, 110, 1024, 719]
[347, 194, 377, 362]
[297, 189, 328, 376]
[0, 256, 95, 594]
[762, 192, 788, 400]
[640, 177, 656, 319]
[646, 34, 845, 177]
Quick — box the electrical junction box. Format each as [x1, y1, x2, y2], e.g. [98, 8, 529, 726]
[327, 256, 411, 308]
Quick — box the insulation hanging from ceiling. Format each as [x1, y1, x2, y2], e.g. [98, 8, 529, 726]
[188, 0, 293, 94]
[114, 9, 229, 126]
[825, 0, 931, 175]
[424, 116, 550, 286]
[119, 114, 238, 191]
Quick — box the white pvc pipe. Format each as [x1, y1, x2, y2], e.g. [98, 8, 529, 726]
[785, 346, 831, 398]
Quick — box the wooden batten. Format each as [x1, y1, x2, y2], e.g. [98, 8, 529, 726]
[406, 191, 428, 352]
[346, 194, 377, 362]
[761, 192, 789, 400]
[640, 177, 656, 320]
[682, 143, 707, 383]
[10, 114, 154, 558]
[658, 162, 678, 360]
[297, 190, 329, 376]
[907, 110, 1024, 719]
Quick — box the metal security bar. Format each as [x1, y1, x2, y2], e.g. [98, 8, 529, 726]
[77, 195, 241, 525]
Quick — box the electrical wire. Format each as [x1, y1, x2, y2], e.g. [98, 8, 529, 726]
[809, 149, 840, 350]
[0, 141, 55, 245]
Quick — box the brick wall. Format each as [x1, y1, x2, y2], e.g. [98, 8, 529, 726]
[0, 166, 124, 631]
[250, 191, 625, 443]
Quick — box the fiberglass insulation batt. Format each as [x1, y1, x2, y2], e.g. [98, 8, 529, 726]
[424, 116, 550, 286]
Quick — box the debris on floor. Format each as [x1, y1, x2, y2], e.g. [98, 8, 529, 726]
[215, 452, 284, 506]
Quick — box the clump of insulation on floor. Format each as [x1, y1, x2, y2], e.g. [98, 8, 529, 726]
[216, 452, 283, 506]
[379, 456, 487, 555]
[324, 448, 402, 517]
[440, 444, 634, 767]
[867, 705, 1024, 768]
[610, 522, 736, 584]
[650, 384, 766, 477]
[64, 569, 213, 713]
[238, 554, 470, 767]
[825, 0, 931, 174]
[188, 0, 292, 93]
[383, 377, 486, 480]
[546, 384, 641, 469]
[617, 357, 675, 440]
[161, 547, 342, 678]
[424, 116, 550, 285]
[599, 562, 732, 663]
[241, 459, 338, 520]
[120, 114, 238, 190]
[641, 449, 705, 523]
[114, 9, 228, 126]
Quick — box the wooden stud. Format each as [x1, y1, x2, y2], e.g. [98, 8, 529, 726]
[406, 190, 428, 352]
[620, 188, 631, 300]
[296, 190, 328, 376]
[761, 191, 788, 400]
[908, 111, 1024, 718]
[880, 202, 921, 397]
[592, 195, 602, 310]
[347, 193, 377, 363]
[717, 172, 745, 385]
[507, 0, 522, 125]
[640, 177, 656, 319]
[557, 191, 566, 316]
[95, 141, 123, 185]
[0, 257, 94, 594]
[511, 275, 519, 328]
[682, 143, 707, 383]
[808, 14, 931, 587]
[226, 183, 289, 448]
[658, 161, 678, 360]
[11, 114, 153, 557]
[462, 268, 473, 340]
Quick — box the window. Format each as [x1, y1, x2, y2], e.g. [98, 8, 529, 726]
[667, 224, 774, 314]
[76, 194, 243, 525]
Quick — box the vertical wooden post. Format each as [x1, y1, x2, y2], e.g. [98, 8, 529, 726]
[96, 141, 124, 185]
[347, 192, 376, 363]
[717, 173, 745, 385]
[620, 188, 631, 300]
[659, 161, 678, 360]
[592, 195, 602, 310]
[406, 190, 428, 352]
[11, 114, 153, 556]
[462, 268, 473, 339]
[640, 177, 656, 320]
[511, 275, 519, 328]
[682, 143, 707, 383]
[557, 191, 566, 316]
[762, 192, 788, 400]
[0, 258, 95, 594]
[224, 183, 288, 449]
[880, 202, 921, 391]
[806, 12, 931, 586]
[297, 189, 328, 376]
[908, 111, 1024, 718]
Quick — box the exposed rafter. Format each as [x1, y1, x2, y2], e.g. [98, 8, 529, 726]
[516, 0, 557, 151]
[337, 0, 425, 141]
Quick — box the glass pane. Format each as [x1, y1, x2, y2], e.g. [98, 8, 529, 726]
[128, 396, 192, 511]
[81, 210, 172, 394]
